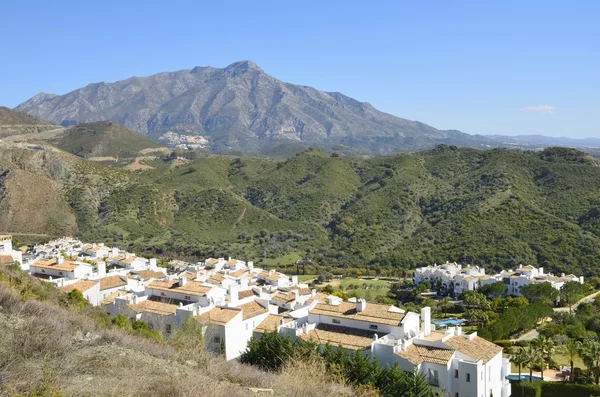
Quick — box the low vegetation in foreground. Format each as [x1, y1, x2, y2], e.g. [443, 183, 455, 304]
[0, 264, 351, 397]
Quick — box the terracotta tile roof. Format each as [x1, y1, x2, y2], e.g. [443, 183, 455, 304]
[180, 271, 197, 280]
[299, 323, 376, 350]
[237, 300, 269, 320]
[205, 258, 220, 265]
[255, 315, 291, 334]
[129, 300, 177, 315]
[197, 307, 241, 325]
[59, 280, 98, 293]
[31, 258, 80, 272]
[238, 289, 258, 299]
[129, 269, 166, 280]
[98, 275, 128, 291]
[229, 269, 248, 278]
[0, 254, 15, 264]
[444, 335, 502, 363]
[271, 292, 296, 304]
[306, 292, 329, 304]
[207, 272, 224, 284]
[147, 279, 211, 297]
[310, 302, 405, 326]
[226, 259, 241, 266]
[396, 344, 455, 365]
[101, 290, 128, 305]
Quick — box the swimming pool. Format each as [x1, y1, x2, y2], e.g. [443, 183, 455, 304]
[432, 318, 465, 326]
[506, 375, 543, 381]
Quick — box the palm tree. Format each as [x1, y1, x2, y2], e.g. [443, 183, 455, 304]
[560, 339, 581, 381]
[523, 346, 542, 382]
[532, 335, 556, 365]
[578, 339, 598, 383]
[511, 348, 529, 380]
[440, 297, 452, 318]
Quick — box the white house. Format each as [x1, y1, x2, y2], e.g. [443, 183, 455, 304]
[29, 257, 93, 282]
[0, 235, 22, 266]
[59, 279, 101, 305]
[278, 299, 511, 397]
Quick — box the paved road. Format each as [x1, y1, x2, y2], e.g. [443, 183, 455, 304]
[554, 290, 600, 312]
[516, 329, 539, 341]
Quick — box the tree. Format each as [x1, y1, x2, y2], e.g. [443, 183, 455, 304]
[439, 297, 453, 318]
[523, 345, 542, 382]
[480, 282, 508, 299]
[239, 331, 294, 371]
[560, 339, 581, 381]
[561, 281, 587, 313]
[111, 314, 132, 330]
[521, 283, 559, 305]
[404, 367, 433, 397]
[511, 348, 529, 379]
[63, 289, 87, 309]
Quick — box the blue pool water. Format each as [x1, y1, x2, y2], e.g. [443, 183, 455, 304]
[432, 318, 465, 326]
[506, 375, 543, 381]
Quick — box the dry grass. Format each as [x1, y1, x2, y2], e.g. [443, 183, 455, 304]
[0, 268, 354, 397]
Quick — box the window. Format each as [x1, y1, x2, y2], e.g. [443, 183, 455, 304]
[428, 369, 439, 387]
[161, 292, 166, 296]
[332, 319, 341, 324]
[59, 272, 63, 275]
[214, 336, 220, 343]
[166, 324, 171, 334]
[455, 394, 459, 397]
[369, 324, 378, 330]
[185, 295, 190, 300]
[246, 323, 249, 330]
[466, 373, 471, 382]
[454, 369, 459, 378]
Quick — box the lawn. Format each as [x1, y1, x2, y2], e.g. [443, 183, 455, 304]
[330, 277, 392, 302]
[509, 348, 586, 373]
[259, 252, 302, 267]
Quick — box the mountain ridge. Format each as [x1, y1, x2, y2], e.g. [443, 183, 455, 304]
[15, 61, 494, 154]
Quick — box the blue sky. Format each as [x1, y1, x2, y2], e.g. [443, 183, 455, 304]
[1, 0, 598, 138]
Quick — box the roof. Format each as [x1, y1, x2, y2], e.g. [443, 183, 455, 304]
[31, 258, 79, 272]
[101, 290, 128, 305]
[238, 289, 258, 299]
[237, 300, 269, 320]
[226, 259, 241, 266]
[98, 275, 128, 291]
[147, 279, 211, 297]
[307, 292, 329, 304]
[444, 335, 502, 363]
[229, 269, 248, 278]
[129, 300, 177, 316]
[396, 344, 455, 366]
[197, 307, 241, 325]
[0, 254, 15, 264]
[205, 258, 220, 265]
[299, 323, 376, 350]
[129, 269, 166, 280]
[59, 279, 98, 294]
[310, 302, 405, 326]
[271, 292, 296, 304]
[254, 315, 291, 334]
[207, 272, 224, 284]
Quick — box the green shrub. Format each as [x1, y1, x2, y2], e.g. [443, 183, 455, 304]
[510, 381, 541, 397]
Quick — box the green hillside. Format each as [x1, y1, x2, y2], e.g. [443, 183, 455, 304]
[47, 121, 160, 159]
[2, 144, 600, 277]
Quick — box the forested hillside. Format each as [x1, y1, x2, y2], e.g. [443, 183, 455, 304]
[1, 144, 599, 276]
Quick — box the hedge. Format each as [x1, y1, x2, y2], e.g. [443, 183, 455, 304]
[510, 381, 600, 397]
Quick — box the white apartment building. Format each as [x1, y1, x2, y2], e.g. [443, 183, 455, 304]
[279, 299, 511, 397]
[0, 235, 23, 266]
[414, 262, 584, 298]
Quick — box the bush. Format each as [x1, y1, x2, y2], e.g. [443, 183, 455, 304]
[493, 340, 514, 348]
[510, 381, 541, 397]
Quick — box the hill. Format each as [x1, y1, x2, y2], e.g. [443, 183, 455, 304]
[46, 121, 161, 159]
[15, 61, 495, 154]
[0, 106, 58, 138]
[0, 264, 349, 396]
[1, 145, 600, 277]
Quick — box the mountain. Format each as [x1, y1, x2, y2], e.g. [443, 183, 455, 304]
[46, 121, 160, 159]
[15, 61, 494, 154]
[0, 106, 57, 138]
[2, 143, 600, 277]
[485, 134, 600, 148]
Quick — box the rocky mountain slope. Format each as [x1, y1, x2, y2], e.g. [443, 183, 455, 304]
[16, 61, 494, 154]
[2, 143, 600, 277]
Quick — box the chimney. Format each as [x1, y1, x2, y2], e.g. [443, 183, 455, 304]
[112, 247, 119, 257]
[291, 275, 298, 286]
[97, 261, 106, 277]
[247, 261, 254, 270]
[57, 256, 64, 264]
[357, 299, 367, 312]
[92, 243, 97, 248]
[539, 267, 544, 275]
[229, 284, 239, 304]
[149, 258, 157, 269]
[455, 326, 462, 336]
[311, 289, 316, 297]
[373, 333, 379, 341]
[179, 276, 187, 287]
[421, 307, 432, 336]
